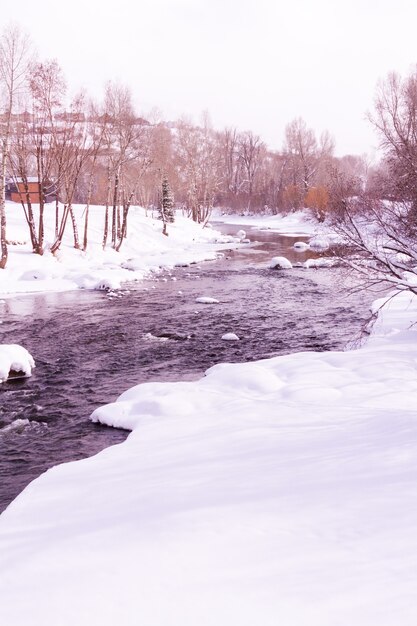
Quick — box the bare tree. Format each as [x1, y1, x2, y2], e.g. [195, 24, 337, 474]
[283, 117, 334, 209]
[0, 24, 31, 268]
[29, 59, 66, 244]
[50, 92, 91, 253]
[176, 116, 221, 223]
[284, 117, 317, 194]
[138, 123, 174, 211]
[369, 68, 417, 224]
[238, 131, 264, 211]
[269, 151, 289, 213]
[217, 127, 244, 209]
[81, 99, 107, 250]
[330, 67, 417, 296]
[101, 82, 151, 250]
[333, 195, 417, 298]
[8, 58, 65, 254]
[9, 113, 40, 252]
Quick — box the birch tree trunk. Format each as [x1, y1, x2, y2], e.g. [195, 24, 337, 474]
[0, 137, 9, 267]
[0, 27, 31, 266]
[111, 169, 120, 249]
[103, 162, 112, 249]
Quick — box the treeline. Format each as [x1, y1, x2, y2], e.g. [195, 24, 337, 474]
[3, 66, 370, 221]
[0, 24, 373, 268]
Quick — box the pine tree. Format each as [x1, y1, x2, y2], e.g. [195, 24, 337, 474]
[160, 175, 175, 226]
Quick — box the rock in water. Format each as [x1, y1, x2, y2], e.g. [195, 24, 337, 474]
[269, 256, 293, 269]
[221, 333, 240, 341]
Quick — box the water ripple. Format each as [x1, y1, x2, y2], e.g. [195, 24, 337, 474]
[0, 227, 372, 512]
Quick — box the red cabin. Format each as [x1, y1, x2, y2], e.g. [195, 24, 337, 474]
[6, 178, 56, 204]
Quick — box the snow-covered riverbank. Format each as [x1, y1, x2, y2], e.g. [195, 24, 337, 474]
[2, 204, 416, 625]
[0, 203, 335, 298]
[212, 208, 338, 251]
[213, 207, 326, 235]
[1, 285, 417, 625]
[0, 202, 242, 296]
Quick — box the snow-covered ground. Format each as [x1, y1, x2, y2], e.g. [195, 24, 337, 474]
[1, 286, 417, 625]
[0, 202, 242, 296]
[1, 205, 416, 625]
[213, 207, 321, 234]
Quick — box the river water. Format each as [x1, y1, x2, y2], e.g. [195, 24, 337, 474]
[0, 223, 372, 512]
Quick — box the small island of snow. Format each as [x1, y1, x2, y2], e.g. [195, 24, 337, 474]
[221, 332, 240, 341]
[0, 344, 35, 382]
[293, 241, 310, 250]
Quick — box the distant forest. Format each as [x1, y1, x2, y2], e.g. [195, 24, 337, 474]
[0, 26, 376, 222]
[2, 25, 417, 267]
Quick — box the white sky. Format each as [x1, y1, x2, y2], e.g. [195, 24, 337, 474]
[3, 0, 417, 156]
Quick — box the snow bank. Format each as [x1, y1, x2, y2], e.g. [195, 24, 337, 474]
[2, 292, 417, 625]
[304, 257, 336, 268]
[0, 344, 35, 382]
[0, 203, 240, 297]
[213, 208, 319, 235]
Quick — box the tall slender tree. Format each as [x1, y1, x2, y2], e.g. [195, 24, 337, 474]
[0, 24, 31, 268]
[102, 82, 151, 250]
[9, 58, 66, 254]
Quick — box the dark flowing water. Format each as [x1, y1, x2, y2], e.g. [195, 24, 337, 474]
[0, 224, 372, 512]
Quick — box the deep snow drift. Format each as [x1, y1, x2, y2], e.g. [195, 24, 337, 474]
[1, 288, 417, 625]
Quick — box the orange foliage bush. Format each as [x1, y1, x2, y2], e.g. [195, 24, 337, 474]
[304, 186, 329, 221]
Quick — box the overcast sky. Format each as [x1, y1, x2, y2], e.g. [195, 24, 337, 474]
[4, 0, 417, 156]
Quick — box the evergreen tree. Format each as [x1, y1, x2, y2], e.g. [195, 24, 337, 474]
[161, 175, 175, 225]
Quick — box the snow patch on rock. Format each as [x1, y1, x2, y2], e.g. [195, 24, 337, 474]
[269, 256, 293, 269]
[293, 241, 310, 250]
[0, 344, 35, 382]
[309, 235, 330, 250]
